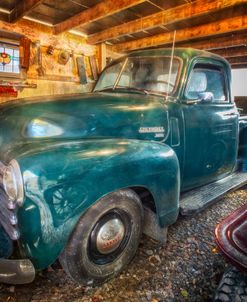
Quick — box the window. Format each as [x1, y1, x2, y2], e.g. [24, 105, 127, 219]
[0, 40, 20, 77]
[94, 56, 181, 96]
[186, 64, 227, 102]
[0, 31, 31, 80]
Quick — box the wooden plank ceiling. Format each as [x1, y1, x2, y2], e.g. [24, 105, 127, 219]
[0, 0, 247, 68]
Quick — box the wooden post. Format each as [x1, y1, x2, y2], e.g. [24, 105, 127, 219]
[98, 43, 107, 72]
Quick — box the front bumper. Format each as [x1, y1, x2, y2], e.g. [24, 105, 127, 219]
[0, 258, 35, 284]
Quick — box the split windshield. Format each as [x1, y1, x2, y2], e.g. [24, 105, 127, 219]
[94, 56, 180, 96]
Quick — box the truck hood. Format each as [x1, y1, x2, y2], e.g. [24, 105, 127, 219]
[0, 92, 169, 161]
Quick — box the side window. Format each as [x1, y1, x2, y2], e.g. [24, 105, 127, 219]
[186, 64, 228, 103]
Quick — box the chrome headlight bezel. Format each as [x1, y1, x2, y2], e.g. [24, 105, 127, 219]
[3, 159, 24, 206]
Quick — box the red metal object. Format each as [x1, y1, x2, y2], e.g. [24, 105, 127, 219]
[215, 203, 247, 273]
[0, 86, 18, 97]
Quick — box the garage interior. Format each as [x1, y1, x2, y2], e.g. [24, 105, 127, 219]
[0, 0, 247, 101]
[0, 1, 247, 302]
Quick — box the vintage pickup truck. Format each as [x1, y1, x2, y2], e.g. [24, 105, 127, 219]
[0, 48, 247, 285]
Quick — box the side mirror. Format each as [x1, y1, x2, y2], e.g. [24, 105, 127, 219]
[198, 92, 214, 103]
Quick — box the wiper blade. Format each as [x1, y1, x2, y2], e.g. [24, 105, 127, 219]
[94, 87, 114, 92]
[96, 86, 150, 95]
[118, 87, 169, 97]
[115, 87, 150, 95]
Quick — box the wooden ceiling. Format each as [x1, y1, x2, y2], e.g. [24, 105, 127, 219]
[0, 0, 247, 68]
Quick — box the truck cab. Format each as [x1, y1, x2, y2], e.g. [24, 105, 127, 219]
[0, 48, 246, 285]
[95, 48, 239, 190]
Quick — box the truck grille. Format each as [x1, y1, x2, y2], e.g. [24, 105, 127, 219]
[0, 160, 20, 241]
[0, 187, 20, 240]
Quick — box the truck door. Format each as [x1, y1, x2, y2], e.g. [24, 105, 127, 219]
[181, 60, 239, 191]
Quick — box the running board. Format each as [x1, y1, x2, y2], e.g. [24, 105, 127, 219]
[180, 172, 247, 216]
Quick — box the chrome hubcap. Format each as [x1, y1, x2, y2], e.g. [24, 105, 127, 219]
[96, 218, 125, 254]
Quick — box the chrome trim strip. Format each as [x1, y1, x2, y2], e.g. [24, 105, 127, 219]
[11, 160, 24, 206]
[0, 161, 6, 175]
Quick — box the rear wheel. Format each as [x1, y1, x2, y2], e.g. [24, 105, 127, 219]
[59, 189, 143, 285]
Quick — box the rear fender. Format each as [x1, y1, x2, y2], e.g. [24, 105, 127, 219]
[15, 139, 180, 269]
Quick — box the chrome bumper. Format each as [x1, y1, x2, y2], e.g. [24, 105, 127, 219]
[0, 258, 35, 284]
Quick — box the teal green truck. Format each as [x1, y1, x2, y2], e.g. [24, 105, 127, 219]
[1, 48, 247, 285]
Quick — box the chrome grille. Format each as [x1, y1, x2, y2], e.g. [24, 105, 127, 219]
[0, 162, 20, 240]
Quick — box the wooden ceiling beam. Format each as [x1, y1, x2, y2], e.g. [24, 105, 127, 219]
[88, 0, 247, 45]
[9, 0, 44, 23]
[110, 15, 247, 53]
[177, 32, 247, 50]
[212, 46, 247, 58]
[231, 63, 247, 68]
[0, 11, 9, 23]
[227, 55, 247, 64]
[54, 0, 146, 35]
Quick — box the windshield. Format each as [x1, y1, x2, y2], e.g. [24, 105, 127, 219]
[94, 56, 181, 95]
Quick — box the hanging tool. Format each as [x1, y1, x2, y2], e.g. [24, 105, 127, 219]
[76, 54, 87, 85]
[35, 40, 45, 77]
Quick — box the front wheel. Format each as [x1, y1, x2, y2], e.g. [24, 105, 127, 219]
[59, 189, 143, 285]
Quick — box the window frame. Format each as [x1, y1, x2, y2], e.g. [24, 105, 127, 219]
[0, 31, 30, 80]
[0, 39, 21, 79]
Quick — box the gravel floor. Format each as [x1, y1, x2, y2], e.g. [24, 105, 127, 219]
[0, 189, 246, 302]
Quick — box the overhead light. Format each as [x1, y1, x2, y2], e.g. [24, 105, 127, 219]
[23, 17, 88, 38]
[68, 29, 88, 38]
[23, 16, 53, 27]
[0, 8, 10, 14]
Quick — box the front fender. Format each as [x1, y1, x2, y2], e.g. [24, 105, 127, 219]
[15, 139, 180, 269]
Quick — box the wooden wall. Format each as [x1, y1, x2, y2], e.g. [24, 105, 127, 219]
[0, 18, 97, 102]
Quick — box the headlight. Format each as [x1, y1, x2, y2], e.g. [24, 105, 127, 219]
[3, 159, 24, 206]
